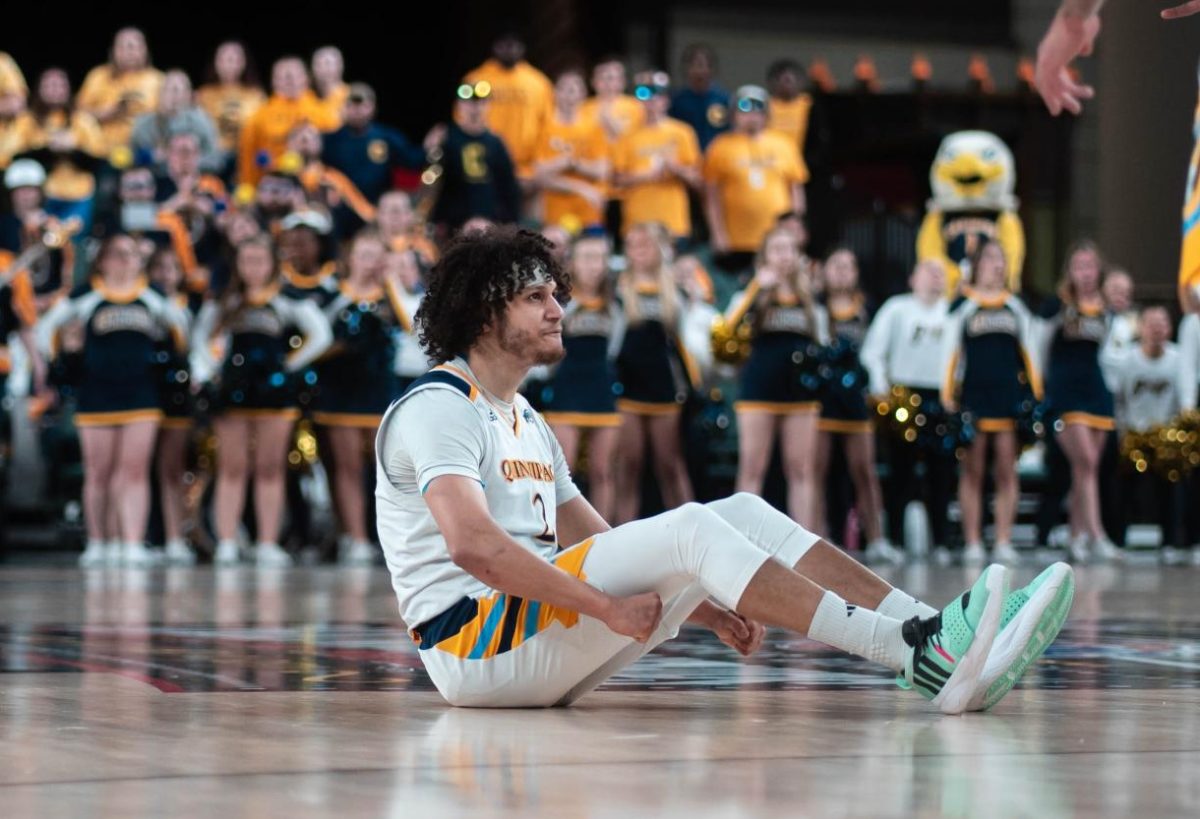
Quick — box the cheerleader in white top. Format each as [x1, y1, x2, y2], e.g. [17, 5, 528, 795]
[1109, 306, 1186, 561]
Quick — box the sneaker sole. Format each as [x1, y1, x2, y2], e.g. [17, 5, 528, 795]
[974, 564, 1075, 711]
[930, 564, 1007, 715]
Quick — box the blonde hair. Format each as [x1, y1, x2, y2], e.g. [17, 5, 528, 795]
[619, 222, 679, 326]
[753, 226, 816, 331]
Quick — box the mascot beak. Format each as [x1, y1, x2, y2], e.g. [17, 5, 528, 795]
[936, 154, 1004, 197]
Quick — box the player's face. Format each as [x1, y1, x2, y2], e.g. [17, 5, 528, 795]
[498, 282, 565, 366]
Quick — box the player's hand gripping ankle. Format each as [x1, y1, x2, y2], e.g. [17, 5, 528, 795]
[602, 592, 663, 642]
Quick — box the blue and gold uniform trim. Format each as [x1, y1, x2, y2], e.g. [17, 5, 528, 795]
[1059, 411, 1115, 432]
[735, 400, 820, 416]
[75, 408, 164, 427]
[411, 538, 596, 659]
[817, 417, 873, 434]
[312, 411, 384, 429]
[617, 398, 683, 416]
[542, 411, 621, 428]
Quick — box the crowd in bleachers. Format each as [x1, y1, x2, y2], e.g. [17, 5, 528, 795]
[1, 28, 1198, 569]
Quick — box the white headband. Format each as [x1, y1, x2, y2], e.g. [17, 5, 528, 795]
[486, 259, 553, 300]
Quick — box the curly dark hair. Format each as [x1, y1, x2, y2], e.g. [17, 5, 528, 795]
[415, 226, 571, 363]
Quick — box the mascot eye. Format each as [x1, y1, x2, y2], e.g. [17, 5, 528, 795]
[981, 147, 997, 160]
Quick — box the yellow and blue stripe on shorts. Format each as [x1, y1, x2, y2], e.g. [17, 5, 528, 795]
[410, 539, 595, 659]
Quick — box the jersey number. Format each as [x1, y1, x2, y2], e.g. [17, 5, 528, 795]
[532, 493, 557, 547]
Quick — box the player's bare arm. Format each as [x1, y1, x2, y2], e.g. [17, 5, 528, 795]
[425, 474, 663, 642]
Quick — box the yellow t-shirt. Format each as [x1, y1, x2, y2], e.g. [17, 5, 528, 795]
[4, 111, 106, 200]
[0, 52, 26, 97]
[76, 65, 164, 152]
[196, 83, 267, 153]
[463, 59, 554, 174]
[237, 91, 341, 185]
[579, 95, 644, 144]
[613, 117, 700, 239]
[534, 112, 608, 229]
[768, 94, 812, 155]
[703, 130, 809, 252]
[316, 82, 349, 128]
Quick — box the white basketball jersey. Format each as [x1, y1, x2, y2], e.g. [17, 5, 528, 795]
[375, 358, 580, 627]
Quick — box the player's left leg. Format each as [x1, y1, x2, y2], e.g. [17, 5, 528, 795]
[704, 492, 1074, 712]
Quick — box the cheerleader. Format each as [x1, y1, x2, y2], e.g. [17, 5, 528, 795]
[726, 226, 826, 528]
[941, 240, 1040, 566]
[384, 248, 428, 393]
[146, 246, 201, 564]
[542, 233, 624, 521]
[1038, 241, 1121, 562]
[613, 222, 697, 523]
[313, 229, 405, 564]
[860, 260, 955, 562]
[39, 234, 189, 567]
[191, 235, 332, 566]
[278, 211, 338, 300]
[814, 248, 897, 563]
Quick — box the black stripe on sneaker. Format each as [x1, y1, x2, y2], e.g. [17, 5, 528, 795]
[918, 655, 951, 683]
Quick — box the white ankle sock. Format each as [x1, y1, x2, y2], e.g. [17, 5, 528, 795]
[876, 588, 938, 622]
[808, 591, 910, 672]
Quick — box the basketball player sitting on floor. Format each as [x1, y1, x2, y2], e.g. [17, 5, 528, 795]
[374, 226, 1075, 712]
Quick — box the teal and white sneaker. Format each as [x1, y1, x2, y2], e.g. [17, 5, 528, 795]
[900, 564, 1007, 715]
[967, 562, 1075, 712]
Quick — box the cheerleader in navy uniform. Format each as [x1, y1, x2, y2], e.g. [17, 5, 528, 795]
[146, 247, 201, 565]
[614, 222, 698, 523]
[313, 230, 405, 565]
[38, 234, 190, 567]
[942, 240, 1041, 566]
[191, 236, 332, 566]
[1038, 241, 1121, 562]
[542, 233, 624, 521]
[726, 226, 827, 528]
[814, 249, 897, 563]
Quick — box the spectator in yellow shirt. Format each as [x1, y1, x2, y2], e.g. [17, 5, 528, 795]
[766, 59, 812, 156]
[237, 57, 340, 187]
[613, 71, 701, 244]
[6, 68, 105, 230]
[532, 68, 609, 231]
[462, 31, 553, 176]
[196, 41, 266, 174]
[0, 52, 27, 154]
[77, 28, 163, 153]
[312, 46, 349, 127]
[580, 56, 644, 145]
[704, 84, 808, 274]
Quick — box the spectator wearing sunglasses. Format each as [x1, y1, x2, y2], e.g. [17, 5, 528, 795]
[428, 82, 521, 233]
[321, 83, 428, 205]
[612, 71, 701, 243]
[703, 85, 807, 276]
